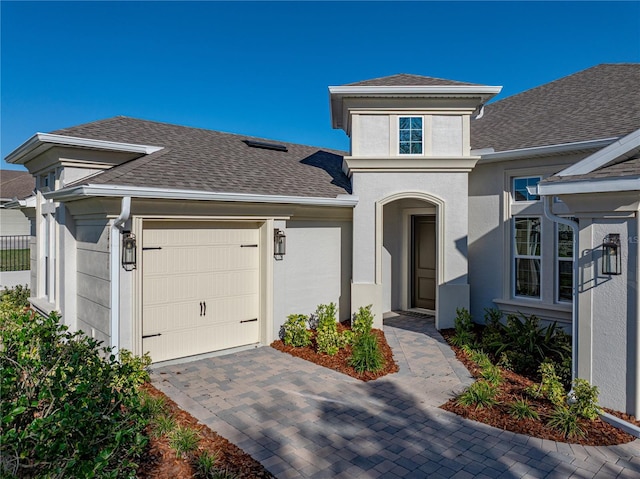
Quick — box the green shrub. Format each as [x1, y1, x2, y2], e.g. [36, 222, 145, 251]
[0, 285, 30, 323]
[349, 332, 384, 373]
[315, 303, 341, 355]
[570, 378, 601, 420]
[195, 450, 219, 478]
[480, 364, 503, 386]
[456, 381, 498, 409]
[281, 314, 311, 347]
[451, 307, 476, 347]
[0, 310, 149, 478]
[480, 312, 571, 376]
[169, 425, 200, 459]
[547, 406, 585, 439]
[508, 398, 539, 420]
[539, 361, 566, 407]
[140, 390, 169, 419]
[352, 305, 374, 336]
[152, 413, 177, 439]
[339, 329, 354, 348]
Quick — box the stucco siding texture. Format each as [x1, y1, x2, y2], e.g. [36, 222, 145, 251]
[471, 64, 640, 152]
[53, 117, 351, 199]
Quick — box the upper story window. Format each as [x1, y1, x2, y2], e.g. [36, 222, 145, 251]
[513, 176, 541, 202]
[399, 117, 423, 155]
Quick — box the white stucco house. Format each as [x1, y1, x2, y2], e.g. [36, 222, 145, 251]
[5, 64, 640, 414]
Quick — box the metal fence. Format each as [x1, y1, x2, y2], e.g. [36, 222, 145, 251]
[0, 235, 31, 271]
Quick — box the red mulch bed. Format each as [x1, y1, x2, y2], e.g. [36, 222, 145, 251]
[270, 323, 398, 381]
[439, 328, 639, 446]
[137, 383, 275, 479]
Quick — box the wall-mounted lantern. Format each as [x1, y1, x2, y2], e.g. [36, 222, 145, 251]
[122, 231, 137, 271]
[602, 233, 621, 275]
[274, 228, 286, 259]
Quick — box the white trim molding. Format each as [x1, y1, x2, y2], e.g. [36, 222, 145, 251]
[44, 184, 359, 207]
[6, 133, 164, 165]
[538, 177, 640, 196]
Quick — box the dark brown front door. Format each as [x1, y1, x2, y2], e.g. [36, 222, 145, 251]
[412, 216, 436, 309]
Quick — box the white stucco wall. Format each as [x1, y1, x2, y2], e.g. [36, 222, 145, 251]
[272, 219, 352, 340]
[431, 116, 463, 156]
[0, 207, 31, 236]
[351, 171, 470, 328]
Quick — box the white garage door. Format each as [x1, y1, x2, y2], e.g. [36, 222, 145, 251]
[142, 221, 260, 362]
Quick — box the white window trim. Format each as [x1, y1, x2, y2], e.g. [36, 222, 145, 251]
[512, 216, 542, 300]
[398, 116, 424, 156]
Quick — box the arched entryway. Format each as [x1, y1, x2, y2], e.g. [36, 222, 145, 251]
[376, 192, 444, 323]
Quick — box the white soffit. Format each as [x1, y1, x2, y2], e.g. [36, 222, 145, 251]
[538, 177, 640, 195]
[555, 128, 640, 177]
[476, 137, 618, 163]
[6, 133, 164, 164]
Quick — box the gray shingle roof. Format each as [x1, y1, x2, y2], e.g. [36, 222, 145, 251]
[471, 64, 640, 152]
[544, 156, 640, 183]
[0, 169, 34, 200]
[345, 73, 481, 87]
[53, 117, 351, 198]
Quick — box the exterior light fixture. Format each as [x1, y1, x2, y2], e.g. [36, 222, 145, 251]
[274, 228, 286, 258]
[602, 234, 621, 275]
[122, 231, 137, 271]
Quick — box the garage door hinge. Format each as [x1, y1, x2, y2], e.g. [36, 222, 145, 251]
[240, 244, 258, 248]
[240, 318, 258, 323]
[142, 333, 162, 339]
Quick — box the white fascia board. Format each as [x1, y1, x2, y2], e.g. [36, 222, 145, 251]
[45, 184, 359, 207]
[329, 85, 502, 129]
[328, 85, 503, 96]
[6, 132, 164, 164]
[555, 128, 640, 177]
[538, 177, 640, 196]
[3, 195, 36, 209]
[477, 137, 618, 164]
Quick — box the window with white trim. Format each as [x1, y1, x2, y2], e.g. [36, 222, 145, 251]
[399, 117, 423, 155]
[513, 177, 541, 202]
[513, 217, 541, 298]
[556, 220, 576, 302]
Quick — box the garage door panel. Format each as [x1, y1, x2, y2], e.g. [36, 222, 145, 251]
[143, 222, 261, 363]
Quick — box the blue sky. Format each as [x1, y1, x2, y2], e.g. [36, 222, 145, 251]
[2, 1, 639, 170]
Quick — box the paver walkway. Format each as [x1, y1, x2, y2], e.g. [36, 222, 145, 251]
[151, 313, 640, 478]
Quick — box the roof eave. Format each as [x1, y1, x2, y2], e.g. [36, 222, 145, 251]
[329, 85, 503, 130]
[538, 177, 640, 196]
[5, 132, 164, 165]
[475, 137, 619, 164]
[45, 184, 359, 207]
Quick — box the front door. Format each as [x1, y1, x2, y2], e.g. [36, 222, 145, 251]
[412, 216, 436, 309]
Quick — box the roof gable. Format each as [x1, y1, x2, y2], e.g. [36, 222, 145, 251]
[471, 64, 640, 152]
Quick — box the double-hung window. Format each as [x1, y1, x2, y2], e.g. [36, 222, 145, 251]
[399, 117, 423, 155]
[556, 220, 576, 302]
[514, 217, 541, 298]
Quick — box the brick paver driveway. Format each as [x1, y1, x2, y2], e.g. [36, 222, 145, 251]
[151, 313, 640, 478]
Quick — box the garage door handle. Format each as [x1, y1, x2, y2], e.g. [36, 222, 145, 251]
[142, 247, 162, 251]
[199, 302, 203, 316]
[241, 244, 258, 248]
[203, 301, 206, 316]
[142, 333, 161, 339]
[240, 318, 258, 323]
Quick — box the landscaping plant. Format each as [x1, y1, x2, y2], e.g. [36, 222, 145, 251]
[169, 425, 200, 459]
[508, 398, 539, 420]
[570, 378, 602, 420]
[0, 308, 151, 478]
[281, 313, 311, 347]
[351, 304, 374, 336]
[547, 406, 585, 439]
[349, 330, 384, 373]
[315, 302, 341, 355]
[456, 380, 499, 409]
[450, 307, 476, 347]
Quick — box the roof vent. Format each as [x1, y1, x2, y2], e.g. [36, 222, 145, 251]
[244, 140, 288, 152]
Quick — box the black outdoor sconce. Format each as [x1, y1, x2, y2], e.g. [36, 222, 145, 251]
[602, 233, 621, 275]
[122, 231, 137, 271]
[274, 228, 286, 259]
